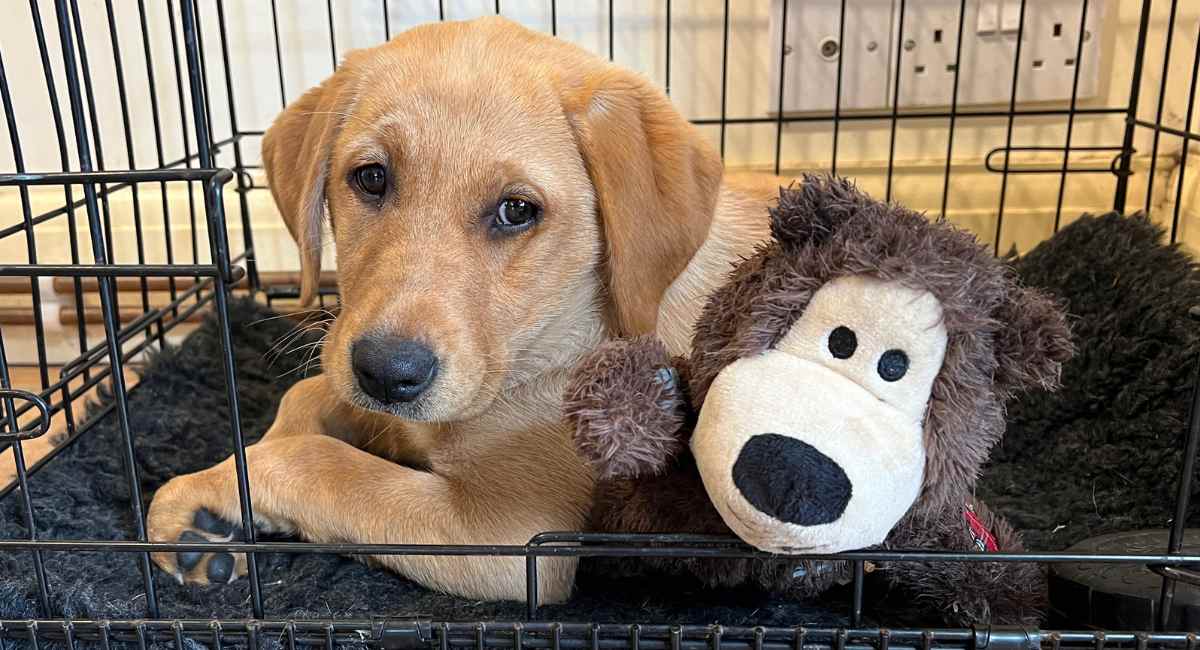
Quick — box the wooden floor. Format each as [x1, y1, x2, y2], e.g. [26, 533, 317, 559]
[2, 365, 139, 490]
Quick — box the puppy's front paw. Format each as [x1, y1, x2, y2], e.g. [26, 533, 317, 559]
[148, 474, 248, 586]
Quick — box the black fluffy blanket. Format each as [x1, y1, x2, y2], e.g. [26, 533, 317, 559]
[1, 212, 1197, 631]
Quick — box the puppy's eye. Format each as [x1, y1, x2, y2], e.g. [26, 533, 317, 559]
[494, 197, 541, 232]
[354, 164, 387, 196]
[877, 349, 909, 382]
[828, 326, 857, 359]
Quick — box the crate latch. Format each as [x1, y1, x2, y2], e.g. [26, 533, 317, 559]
[974, 625, 1041, 650]
[370, 618, 433, 650]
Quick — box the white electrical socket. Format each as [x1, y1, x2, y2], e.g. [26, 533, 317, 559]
[768, 0, 895, 113]
[769, 0, 1107, 113]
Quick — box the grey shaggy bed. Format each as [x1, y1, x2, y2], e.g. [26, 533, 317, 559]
[1, 211, 1197, 639]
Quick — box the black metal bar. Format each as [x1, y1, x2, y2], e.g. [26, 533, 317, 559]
[191, 0, 217, 154]
[718, 0, 729, 158]
[215, 0, 261, 292]
[383, 0, 391, 39]
[608, 0, 614, 62]
[0, 331, 51, 616]
[0, 389, 49, 442]
[0, 47, 50, 391]
[0, 264, 223, 278]
[1145, 0, 1180, 215]
[0, 168, 228, 185]
[52, 0, 159, 618]
[1158, 34, 1200, 632]
[664, 0, 670, 95]
[8, 619, 1190, 646]
[136, 0, 181, 323]
[496, 0, 501, 14]
[1167, 18, 1200, 245]
[1113, 0, 1155, 213]
[774, 0, 788, 176]
[885, 0, 907, 201]
[438, 0, 445, 21]
[28, 0, 90, 378]
[550, 0, 557, 36]
[526, 554, 539, 620]
[0, 536, 1196, 565]
[179, 0, 265, 619]
[1054, 0, 1091, 232]
[69, 0, 117, 268]
[270, 0, 287, 106]
[165, 0, 200, 265]
[985, 145, 1125, 174]
[850, 561, 865, 627]
[704, 106, 1126, 126]
[102, 0, 154, 345]
[940, 0, 967, 219]
[327, 0, 337, 69]
[993, 0, 1028, 254]
[1134, 119, 1200, 143]
[831, 0, 846, 175]
[231, 106, 1128, 132]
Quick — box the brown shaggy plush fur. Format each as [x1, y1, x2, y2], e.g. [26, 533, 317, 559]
[567, 338, 689, 479]
[564, 174, 1072, 627]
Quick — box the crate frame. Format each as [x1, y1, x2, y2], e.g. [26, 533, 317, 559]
[0, 0, 1198, 647]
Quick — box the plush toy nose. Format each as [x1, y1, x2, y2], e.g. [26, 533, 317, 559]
[732, 433, 853, 526]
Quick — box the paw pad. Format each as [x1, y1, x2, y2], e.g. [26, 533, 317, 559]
[166, 508, 248, 586]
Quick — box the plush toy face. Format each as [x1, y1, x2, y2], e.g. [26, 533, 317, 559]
[691, 274, 948, 554]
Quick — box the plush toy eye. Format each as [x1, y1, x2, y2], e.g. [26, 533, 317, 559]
[828, 326, 857, 359]
[877, 349, 909, 382]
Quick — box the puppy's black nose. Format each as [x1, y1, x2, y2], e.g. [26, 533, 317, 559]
[352, 336, 438, 404]
[733, 433, 852, 526]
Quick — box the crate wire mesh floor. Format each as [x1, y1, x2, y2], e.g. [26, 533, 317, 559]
[1, 0, 1199, 647]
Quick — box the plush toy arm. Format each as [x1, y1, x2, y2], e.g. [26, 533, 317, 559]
[884, 498, 1047, 627]
[564, 336, 691, 480]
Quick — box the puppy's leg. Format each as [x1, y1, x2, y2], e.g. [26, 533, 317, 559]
[147, 375, 380, 584]
[148, 431, 589, 602]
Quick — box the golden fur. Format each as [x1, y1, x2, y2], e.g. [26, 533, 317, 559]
[146, 16, 786, 603]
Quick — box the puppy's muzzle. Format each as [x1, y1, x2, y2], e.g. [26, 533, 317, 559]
[352, 335, 439, 404]
[733, 433, 852, 527]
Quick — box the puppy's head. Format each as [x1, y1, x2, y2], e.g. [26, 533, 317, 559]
[262, 17, 722, 421]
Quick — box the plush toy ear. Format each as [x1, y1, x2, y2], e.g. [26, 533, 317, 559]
[992, 285, 1074, 398]
[770, 173, 871, 248]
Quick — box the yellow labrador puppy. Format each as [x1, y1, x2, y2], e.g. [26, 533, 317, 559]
[147, 16, 785, 603]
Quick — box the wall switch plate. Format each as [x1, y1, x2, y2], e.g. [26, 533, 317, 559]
[768, 0, 896, 113]
[768, 0, 1107, 113]
[977, 1, 1000, 34]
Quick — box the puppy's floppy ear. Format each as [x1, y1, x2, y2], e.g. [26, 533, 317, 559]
[261, 69, 355, 306]
[992, 285, 1074, 398]
[562, 68, 723, 336]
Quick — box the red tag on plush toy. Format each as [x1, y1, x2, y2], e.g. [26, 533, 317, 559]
[964, 504, 999, 552]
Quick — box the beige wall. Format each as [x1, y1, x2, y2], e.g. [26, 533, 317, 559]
[0, 0, 1197, 275]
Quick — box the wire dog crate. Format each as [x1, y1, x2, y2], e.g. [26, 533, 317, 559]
[0, 0, 1199, 647]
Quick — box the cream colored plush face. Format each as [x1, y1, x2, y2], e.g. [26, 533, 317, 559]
[691, 275, 948, 554]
